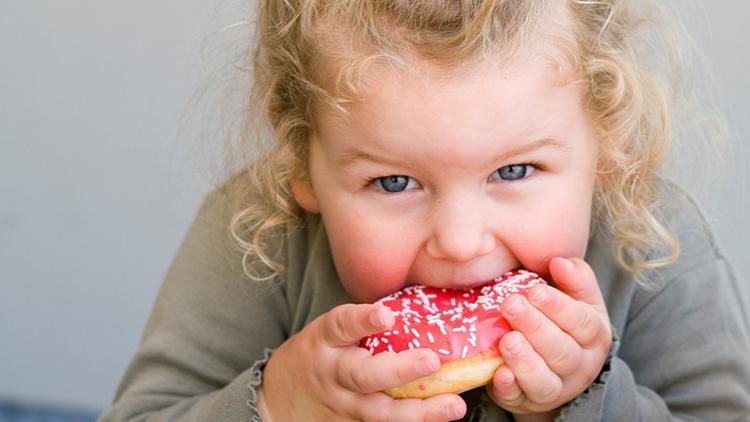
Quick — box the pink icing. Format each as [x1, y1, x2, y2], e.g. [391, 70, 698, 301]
[358, 269, 546, 363]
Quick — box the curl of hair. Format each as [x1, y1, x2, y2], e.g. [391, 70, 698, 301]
[220, 0, 723, 284]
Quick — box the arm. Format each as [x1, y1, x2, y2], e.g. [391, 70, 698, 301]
[557, 258, 750, 421]
[99, 189, 291, 421]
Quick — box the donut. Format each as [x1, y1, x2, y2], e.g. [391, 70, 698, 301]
[358, 269, 546, 399]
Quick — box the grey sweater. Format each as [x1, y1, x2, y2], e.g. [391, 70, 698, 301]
[99, 181, 750, 421]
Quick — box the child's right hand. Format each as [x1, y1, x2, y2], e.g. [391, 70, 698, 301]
[258, 303, 467, 421]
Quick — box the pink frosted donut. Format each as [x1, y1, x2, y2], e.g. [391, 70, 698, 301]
[359, 269, 547, 399]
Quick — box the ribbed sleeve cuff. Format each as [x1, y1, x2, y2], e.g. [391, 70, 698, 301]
[556, 327, 619, 421]
[246, 348, 276, 422]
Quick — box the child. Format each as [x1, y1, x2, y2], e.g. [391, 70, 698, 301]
[100, 1, 750, 421]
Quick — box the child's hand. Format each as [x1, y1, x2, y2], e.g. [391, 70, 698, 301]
[486, 257, 612, 419]
[259, 303, 467, 421]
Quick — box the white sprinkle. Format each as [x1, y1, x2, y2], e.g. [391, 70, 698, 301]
[427, 332, 435, 343]
[411, 328, 421, 338]
[438, 348, 450, 355]
[381, 337, 389, 343]
[387, 344, 394, 353]
[452, 326, 467, 333]
[408, 341, 414, 350]
[461, 345, 469, 359]
[413, 338, 421, 347]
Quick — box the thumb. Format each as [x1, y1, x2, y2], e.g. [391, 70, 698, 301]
[318, 303, 395, 348]
[548, 257, 604, 308]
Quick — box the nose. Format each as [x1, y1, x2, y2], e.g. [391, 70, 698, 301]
[424, 194, 496, 262]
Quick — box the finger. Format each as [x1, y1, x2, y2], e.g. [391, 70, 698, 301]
[501, 293, 583, 376]
[525, 283, 608, 348]
[319, 303, 395, 348]
[337, 347, 440, 393]
[549, 257, 606, 311]
[486, 364, 525, 407]
[499, 332, 563, 406]
[352, 393, 466, 422]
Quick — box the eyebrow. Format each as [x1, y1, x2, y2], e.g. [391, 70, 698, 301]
[335, 148, 414, 170]
[489, 137, 568, 164]
[335, 137, 568, 169]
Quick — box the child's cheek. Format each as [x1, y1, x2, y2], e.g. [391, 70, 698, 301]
[328, 235, 412, 303]
[512, 214, 591, 281]
[335, 253, 409, 303]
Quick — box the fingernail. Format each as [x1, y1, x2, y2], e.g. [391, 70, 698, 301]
[445, 403, 462, 419]
[529, 285, 547, 305]
[415, 356, 438, 375]
[499, 370, 515, 386]
[503, 295, 524, 317]
[369, 309, 384, 327]
[561, 257, 575, 271]
[503, 335, 523, 355]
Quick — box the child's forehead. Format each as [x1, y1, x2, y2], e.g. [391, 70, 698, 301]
[311, 50, 578, 132]
[308, 5, 580, 112]
[312, 55, 585, 154]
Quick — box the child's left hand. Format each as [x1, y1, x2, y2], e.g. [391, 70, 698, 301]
[486, 257, 612, 419]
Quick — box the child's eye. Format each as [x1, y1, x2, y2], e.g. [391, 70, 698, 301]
[491, 164, 536, 181]
[372, 175, 417, 193]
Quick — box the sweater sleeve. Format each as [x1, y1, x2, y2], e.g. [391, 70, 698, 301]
[556, 258, 750, 421]
[98, 188, 291, 421]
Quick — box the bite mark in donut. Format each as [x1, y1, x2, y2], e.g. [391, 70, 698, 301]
[358, 269, 547, 398]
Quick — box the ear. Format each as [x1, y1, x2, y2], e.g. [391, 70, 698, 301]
[291, 179, 320, 213]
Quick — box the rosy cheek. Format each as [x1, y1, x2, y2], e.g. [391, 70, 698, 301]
[512, 218, 588, 279]
[336, 244, 410, 303]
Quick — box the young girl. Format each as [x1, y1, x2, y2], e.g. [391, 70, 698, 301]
[101, 1, 750, 421]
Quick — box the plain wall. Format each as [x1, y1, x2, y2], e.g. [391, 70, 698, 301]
[1, 0, 748, 413]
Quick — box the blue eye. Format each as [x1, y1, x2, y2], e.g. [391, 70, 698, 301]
[375, 175, 412, 192]
[494, 164, 535, 181]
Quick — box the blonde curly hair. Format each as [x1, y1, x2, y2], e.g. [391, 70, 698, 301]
[218, 0, 722, 283]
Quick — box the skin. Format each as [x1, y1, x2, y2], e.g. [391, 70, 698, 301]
[259, 56, 612, 421]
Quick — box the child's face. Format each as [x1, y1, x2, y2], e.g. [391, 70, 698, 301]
[293, 57, 599, 303]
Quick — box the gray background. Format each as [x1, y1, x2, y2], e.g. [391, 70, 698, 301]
[1, 0, 748, 414]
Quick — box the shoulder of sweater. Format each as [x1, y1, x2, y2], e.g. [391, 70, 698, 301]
[651, 176, 725, 275]
[623, 177, 732, 316]
[586, 177, 727, 314]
